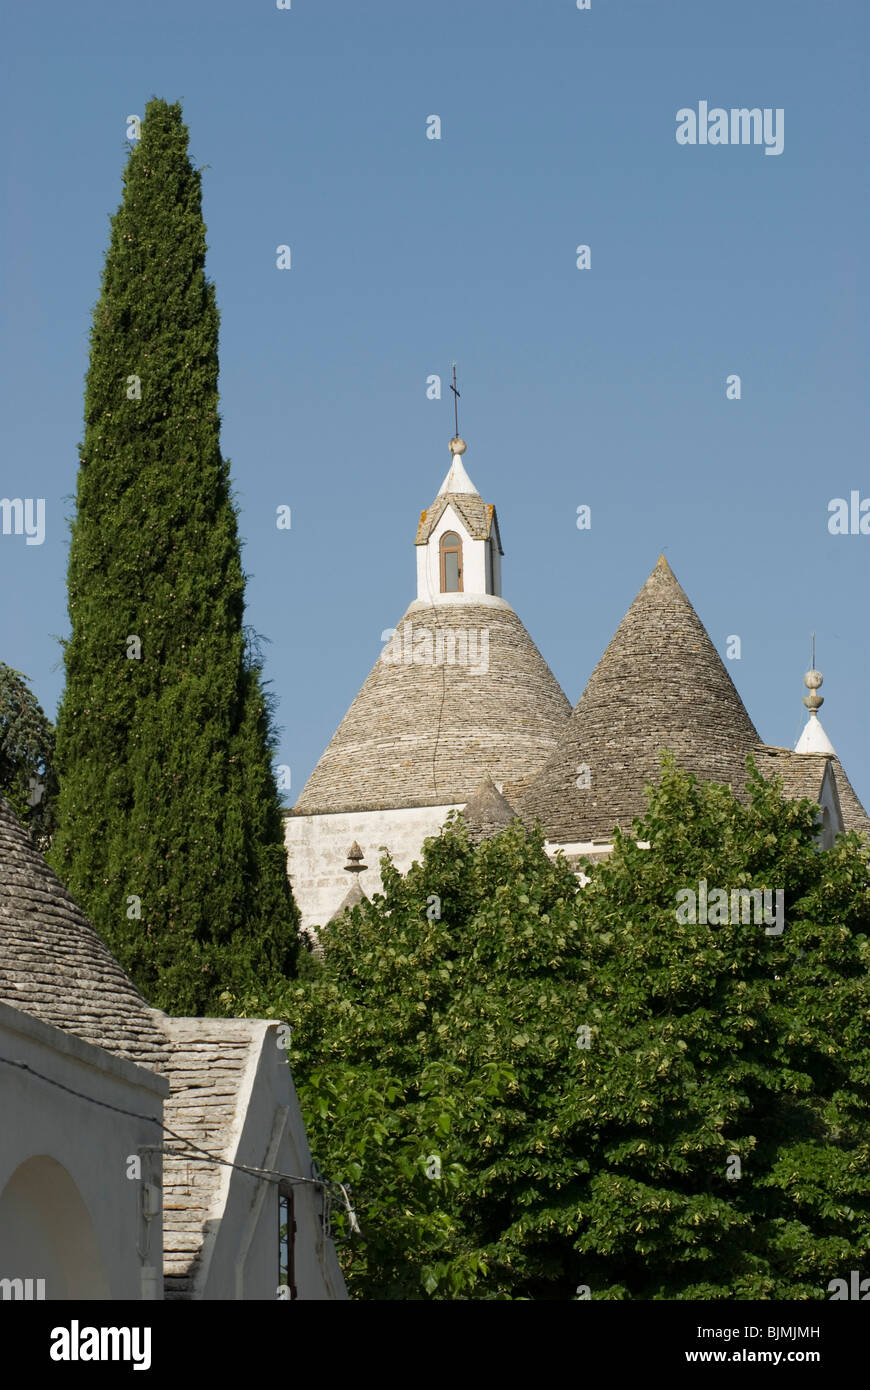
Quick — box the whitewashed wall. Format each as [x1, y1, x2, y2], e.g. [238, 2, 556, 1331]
[285, 803, 460, 932]
[0, 1001, 168, 1300]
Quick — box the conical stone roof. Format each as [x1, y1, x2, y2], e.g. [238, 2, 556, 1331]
[293, 596, 571, 814]
[517, 556, 762, 842]
[0, 796, 168, 1068]
[461, 773, 519, 844]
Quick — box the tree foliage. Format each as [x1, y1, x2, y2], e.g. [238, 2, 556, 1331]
[232, 756, 870, 1299]
[0, 662, 59, 850]
[49, 99, 298, 1013]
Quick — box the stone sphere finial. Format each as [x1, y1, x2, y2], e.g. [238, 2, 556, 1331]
[802, 668, 824, 713]
[449, 436, 467, 455]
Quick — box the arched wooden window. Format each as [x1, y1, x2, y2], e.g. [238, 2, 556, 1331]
[439, 531, 462, 592]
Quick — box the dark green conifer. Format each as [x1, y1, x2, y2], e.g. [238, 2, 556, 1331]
[50, 99, 298, 1013]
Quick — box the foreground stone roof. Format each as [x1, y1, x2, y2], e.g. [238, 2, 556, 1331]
[160, 1016, 267, 1300]
[0, 798, 328, 1300]
[517, 556, 762, 842]
[293, 596, 571, 814]
[0, 796, 169, 1069]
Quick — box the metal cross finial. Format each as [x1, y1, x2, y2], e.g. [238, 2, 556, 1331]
[450, 362, 461, 438]
[811, 632, 815, 669]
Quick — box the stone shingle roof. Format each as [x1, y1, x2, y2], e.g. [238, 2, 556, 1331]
[461, 774, 518, 843]
[0, 798, 311, 1300]
[754, 747, 831, 805]
[0, 796, 169, 1069]
[749, 748, 868, 840]
[292, 596, 571, 814]
[516, 556, 762, 842]
[160, 1017, 267, 1300]
[416, 493, 501, 549]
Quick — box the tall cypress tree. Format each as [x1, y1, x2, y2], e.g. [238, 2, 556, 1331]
[50, 99, 298, 1013]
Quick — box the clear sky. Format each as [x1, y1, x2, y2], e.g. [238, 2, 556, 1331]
[1, 0, 868, 812]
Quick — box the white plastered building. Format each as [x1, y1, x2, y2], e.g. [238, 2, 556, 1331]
[0, 796, 346, 1301]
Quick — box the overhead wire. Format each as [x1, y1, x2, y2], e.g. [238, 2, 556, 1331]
[0, 1053, 361, 1232]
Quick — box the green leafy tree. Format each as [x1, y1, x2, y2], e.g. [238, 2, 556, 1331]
[0, 662, 59, 850]
[49, 99, 298, 1013]
[230, 756, 870, 1299]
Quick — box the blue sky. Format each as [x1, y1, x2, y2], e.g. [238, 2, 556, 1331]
[1, 0, 868, 811]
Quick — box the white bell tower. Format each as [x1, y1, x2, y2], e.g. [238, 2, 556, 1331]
[415, 436, 503, 602]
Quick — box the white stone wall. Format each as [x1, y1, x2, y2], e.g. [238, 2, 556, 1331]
[285, 803, 459, 932]
[0, 1001, 168, 1300]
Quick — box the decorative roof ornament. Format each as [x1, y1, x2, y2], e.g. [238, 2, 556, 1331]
[802, 634, 824, 713]
[443, 362, 472, 479]
[428, 369, 479, 497]
[796, 636, 836, 755]
[327, 842, 369, 923]
[436, 446, 478, 497]
[344, 841, 367, 874]
[802, 668, 824, 713]
[449, 361, 463, 444]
